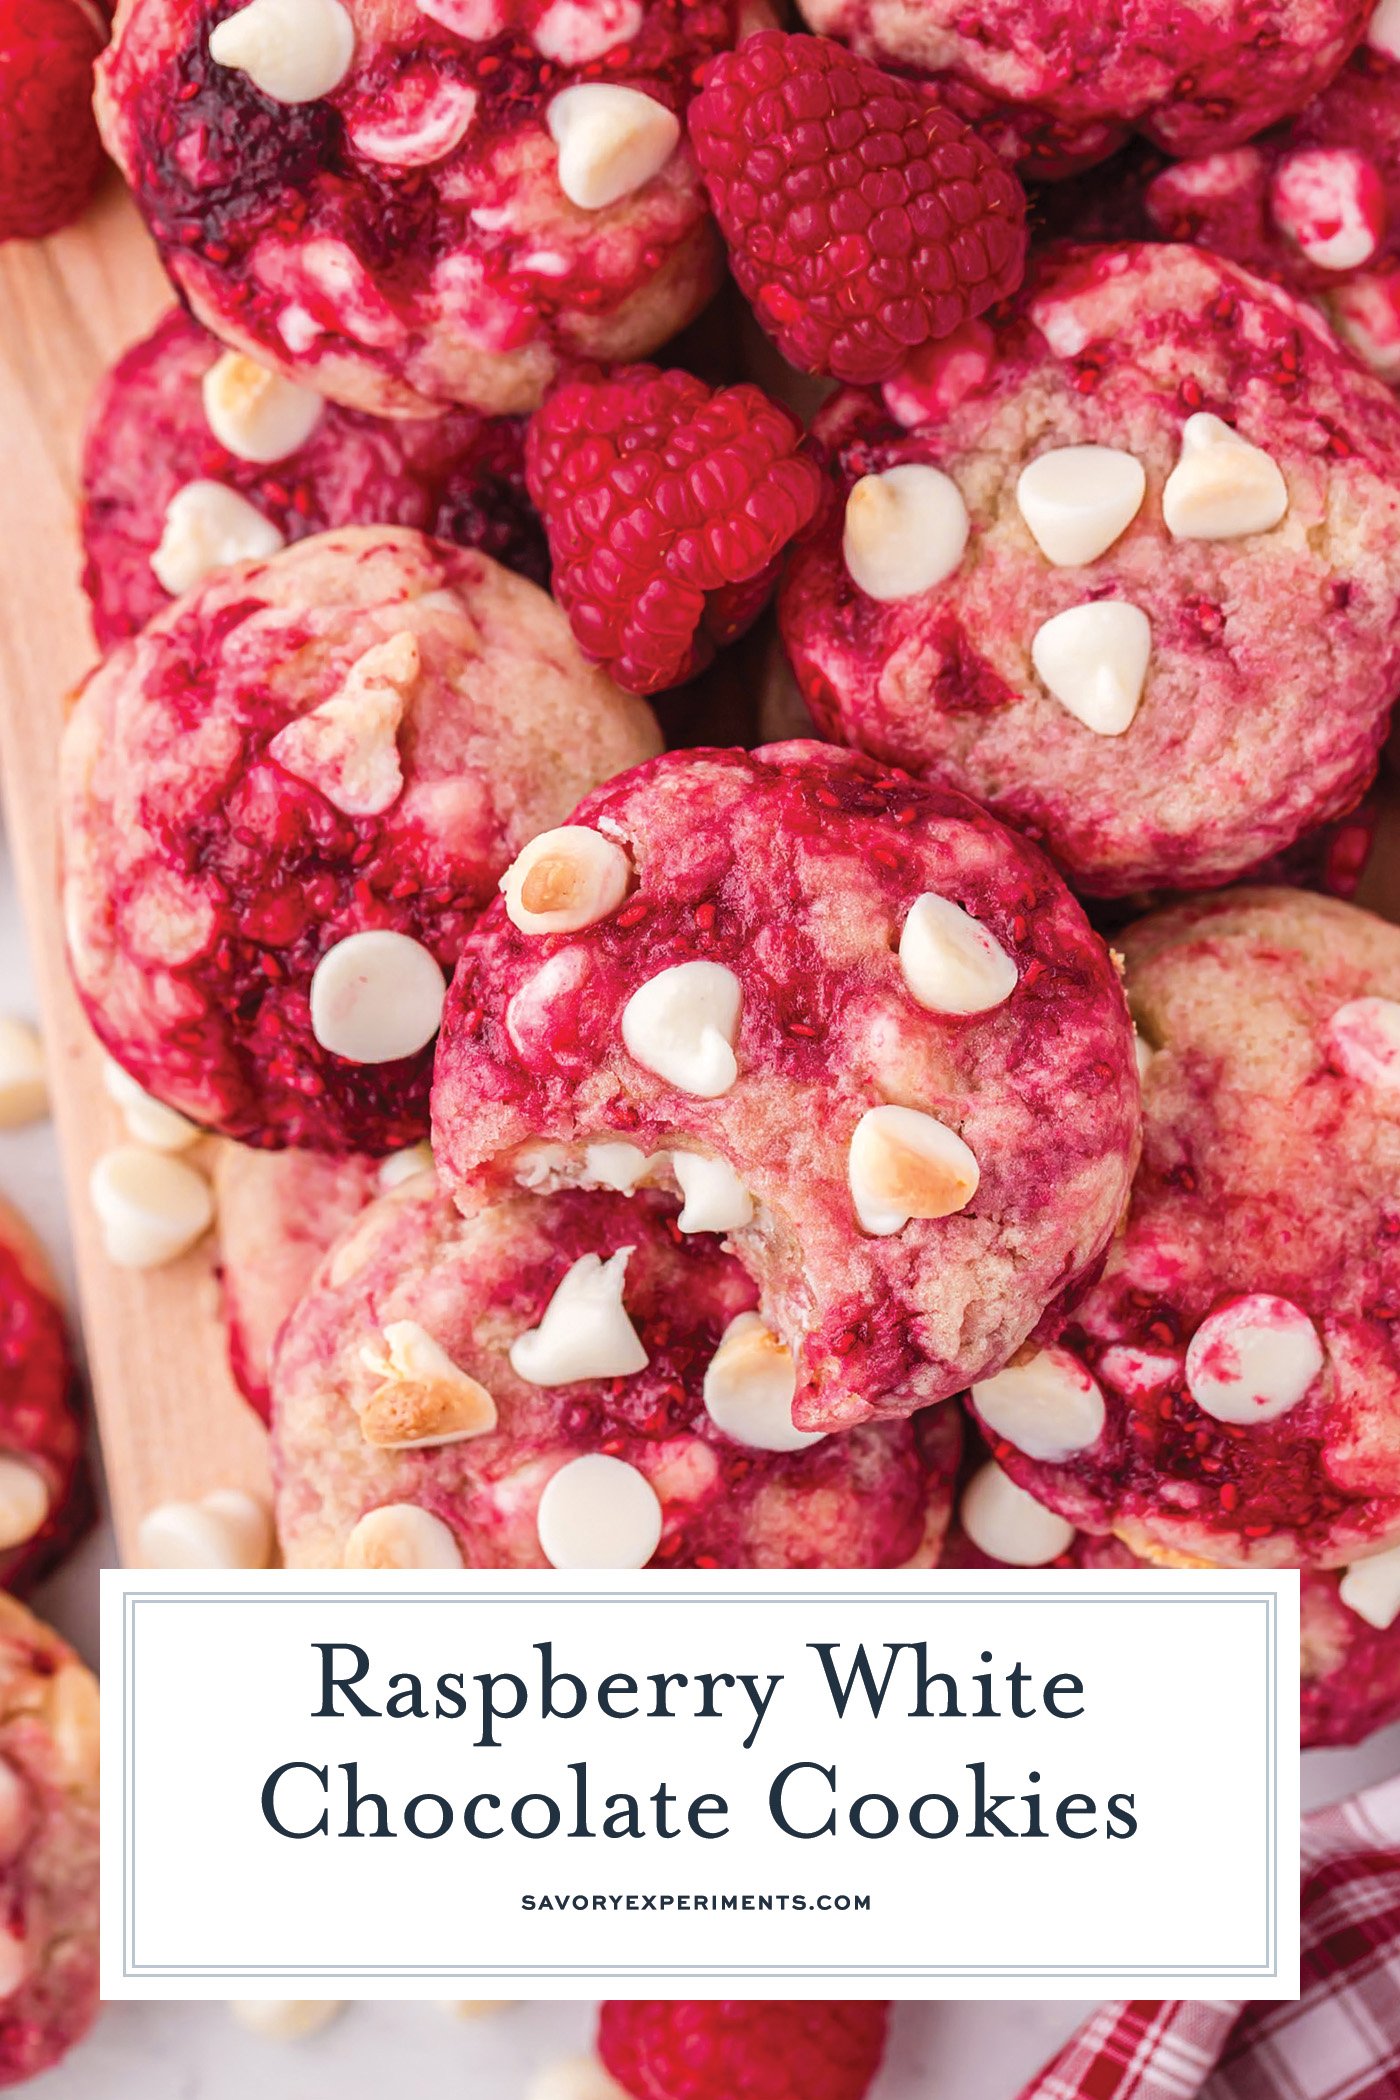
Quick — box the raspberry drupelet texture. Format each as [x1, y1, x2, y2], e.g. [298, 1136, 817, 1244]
[688, 30, 1026, 385]
[272, 1174, 961, 1570]
[973, 889, 1400, 1572]
[0, 1204, 89, 1596]
[0, 0, 106, 242]
[59, 526, 660, 1155]
[598, 2000, 890, 2100]
[526, 364, 824, 694]
[430, 741, 1140, 1435]
[80, 309, 547, 651]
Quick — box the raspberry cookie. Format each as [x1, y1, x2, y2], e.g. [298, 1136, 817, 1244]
[79, 308, 546, 650]
[431, 741, 1140, 1433]
[0, 1204, 88, 1597]
[797, 0, 1369, 164]
[971, 888, 1400, 1570]
[271, 1174, 962, 1569]
[94, 0, 768, 418]
[60, 526, 660, 1154]
[780, 243, 1400, 897]
[598, 2000, 890, 2100]
[0, 1596, 100, 2087]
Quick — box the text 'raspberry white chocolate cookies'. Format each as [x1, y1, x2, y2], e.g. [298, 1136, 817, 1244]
[59, 526, 660, 1155]
[271, 1176, 961, 1571]
[430, 742, 1141, 1433]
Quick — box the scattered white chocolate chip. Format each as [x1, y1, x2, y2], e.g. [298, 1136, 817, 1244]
[269, 632, 418, 818]
[702, 1312, 824, 1454]
[343, 1504, 463, 1570]
[847, 1103, 979, 1236]
[138, 1488, 273, 1570]
[437, 1999, 513, 2017]
[1184, 1294, 1323, 1425]
[1162, 413, 1288, 541]
[1338, 1540, 1400, 1631]
[0, 1930, 29, 2000]
[101, 1057, 200, 1153]
[208, 0, 355, 103]
[309, 931, 445, 1064]
[230, 2001, 345, 2041]
[1324, 995, 1400, 1088]
[972, 1347, 1106, 1462]
[378, 1141, 435, 1191]
[501, 826, 632, 936]
[0, 1017, 47, 1128]
[621, 961, 742, 1098]
[535, 1453, 663, 1570]
[357, 1320, 497, 1448]
[1270, 146, 1383, 272]
[672, 1152, 753, 1234]
[509, 1248, 648, 1386]
[1015, 445, 1146, 567]
[1031, 599, 1151, 736]
[960, 1459, 1076, 1567]
[842, 465, 969, 601]
[1371, 0, 1400, 59]
[0, 1459, 47, 1553]
[898, 893, 1017, 1016]
[89, 1146, 214, 1269]
[533, 0, 644, 63]
[202, 350, 324, 464]
[149, 481, 285, 596]
[547, 83, 680, 211]
[527, 2056, 633, 2100]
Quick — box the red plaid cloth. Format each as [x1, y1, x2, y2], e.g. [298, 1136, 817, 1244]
[1016, 1776, 1400, 2100]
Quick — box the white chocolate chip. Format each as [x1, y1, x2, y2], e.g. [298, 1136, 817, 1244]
[1330, 271, 1400, 379]
[202, 351, 324, 464]
[138, 1488, 273, 1569]
[847, 1103, 979, 1236]
[102, 1057, 200, 1153]
[1015, 445, 1146, 567]
[89, 1146, 214, 1269]
[269, 633, 418, 818]
[534, 0, 644, 63]
[309, 931, 445, 1063]
[898, 894, 1017, 1016]
[208, 0, 355, 103]
[0, 1760, 26, 1862]
[621, 961, 742, 1098]
[1324, 995, 1400, 1088]
[0, 1459, 47, 1553]
[582, 1141, 655, 1193]
[501, 826, 632, 935]
[343, 1504, 463, 1569]
[1031, 599, 1151, 736]
[528, 2059, 632, 2100]
[44, 1663, 100, 1789]
[0, 1017, 47, 1128]
[0, 1931, 29, 2001]
[1338, 1540, 1400, 1631]
[960, 1459, 1076, 1567]
[1133, 1030, 1154, 1083]
[1370, 0, 1400, 59]
[346, 76, 480, 166]
[1162, 413, 1288, 541]
[509, 1248, 648, 1386]
[230, 2001, 345, 2041]
[1185, 1294, 1323, 1425]
[536, 1453, 663, 1570]
[972, 1347, 1106, 1462]
[547, 84, 680, 211]
[1270, 146, 1383, 272]
[438, 2000, 513, 2017]
[702, 1312, 824, 1454]
[842, 465, 969, 600]
[356, 1320, 497, 1448]
[149, 481, 285, 596]
[378, 1142, 435, 1191]
[673, 1152, 753, 1234]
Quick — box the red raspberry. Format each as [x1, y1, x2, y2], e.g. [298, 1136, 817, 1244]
[689, 31, 1026, 385]
[0, 0, 105, 241]
[598, 2000, 890, 2100]
[526, 365, 824, 697]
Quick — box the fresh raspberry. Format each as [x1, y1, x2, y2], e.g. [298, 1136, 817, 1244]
[689, 30, 1027, 384]
[526, 364, 824, 696]
[598, 2001, 890, 2100]
[0, 0, 105, 242]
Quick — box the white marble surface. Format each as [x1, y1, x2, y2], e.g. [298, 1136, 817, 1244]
[2, 829, 1397, 2099]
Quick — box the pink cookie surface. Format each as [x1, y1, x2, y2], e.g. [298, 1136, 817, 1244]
[60, 526, 660, 1153]
[780, 243, 1400, 896]
[973, 888, 1400, 1570]
[431, 741, 1140, 1433]
[272, 1175, 962, 1567]
[0, 1207, 89, 1597]
[79, 308, 547, 650]
[94, 0, 767, 417]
